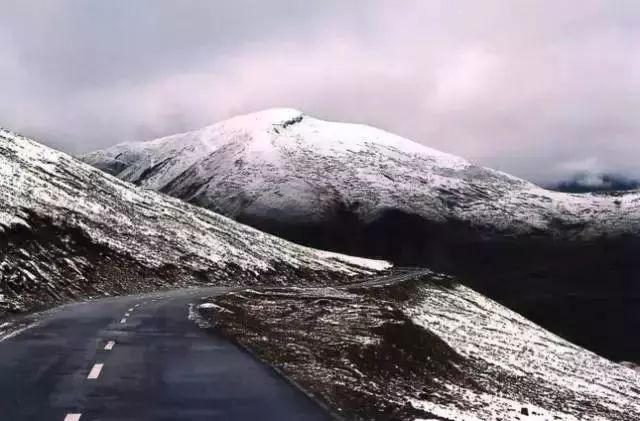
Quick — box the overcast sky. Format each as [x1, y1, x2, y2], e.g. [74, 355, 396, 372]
[1, 1, 640, 184]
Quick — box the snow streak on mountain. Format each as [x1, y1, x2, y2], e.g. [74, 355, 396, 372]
[0, 127, 388, 315]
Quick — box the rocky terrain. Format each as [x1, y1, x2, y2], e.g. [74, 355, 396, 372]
[83, 109, 640, 361]
[0, 127, 388, 318]
[199, 274, 640, 421]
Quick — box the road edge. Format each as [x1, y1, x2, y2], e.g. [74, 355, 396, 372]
[189, 302, 345, 421]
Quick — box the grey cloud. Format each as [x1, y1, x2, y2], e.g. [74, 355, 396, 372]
[1, 0, 640, 184]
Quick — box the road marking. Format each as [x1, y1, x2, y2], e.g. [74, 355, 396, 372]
[64, 414, 82, 421]
[87, 363, 104, 379]
[104, 340, 115, 351]
[124, 313, 130, 317]
[120, 318, 127, 324]
[128, 307, 134, 312]
[135, 304, 140, 307]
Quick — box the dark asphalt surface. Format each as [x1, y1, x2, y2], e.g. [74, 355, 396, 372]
[0, 287, 334, 421]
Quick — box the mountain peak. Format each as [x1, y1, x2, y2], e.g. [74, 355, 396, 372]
[223, 107, 305, 128]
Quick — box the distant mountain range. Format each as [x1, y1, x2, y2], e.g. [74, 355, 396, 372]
[82, 109, 640, 361]
[548, 173, 640, 193]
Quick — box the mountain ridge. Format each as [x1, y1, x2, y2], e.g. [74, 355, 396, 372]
[81, 108, 640, 237]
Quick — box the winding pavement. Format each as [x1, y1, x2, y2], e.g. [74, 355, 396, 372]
[0, 269, 429, 420]
[0, 287, 334, 421]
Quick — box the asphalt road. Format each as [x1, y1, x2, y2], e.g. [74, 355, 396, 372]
[0, 287, 334, 421]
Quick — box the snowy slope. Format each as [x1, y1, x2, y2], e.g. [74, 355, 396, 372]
[405, 281, 640, 421]
[0, 127, 388, 315]
[82, 108, 640, 238]
[203, 275, 640, 421]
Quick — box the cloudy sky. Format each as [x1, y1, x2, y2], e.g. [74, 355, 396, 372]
[1, 1, 639, 184]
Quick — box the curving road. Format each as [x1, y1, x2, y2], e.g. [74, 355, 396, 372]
[0, 287, 334, 421]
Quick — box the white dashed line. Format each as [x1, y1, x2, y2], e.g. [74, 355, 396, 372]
[128, 308, 134, 312]
[124, 313, 130, 317]
[104, 340, 115, 351]
[120, 318, 127, 324]
[87, 363, 104, 379]
[64, 414, 82, 421]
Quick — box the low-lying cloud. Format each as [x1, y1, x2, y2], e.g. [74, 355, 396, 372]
[1, 0, 640, 184]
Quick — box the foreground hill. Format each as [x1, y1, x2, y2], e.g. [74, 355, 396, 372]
[0, 127, 388, 317]
[200, 274, 640, 421]
[83, 108, 640, 361]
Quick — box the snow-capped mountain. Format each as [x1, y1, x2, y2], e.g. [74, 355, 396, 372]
[0, 127, 388, 316]
[82, 109, 640, 362]
[82, 108, 640, 241]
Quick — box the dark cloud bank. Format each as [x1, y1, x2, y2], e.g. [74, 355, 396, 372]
[1, 0, 640, 185]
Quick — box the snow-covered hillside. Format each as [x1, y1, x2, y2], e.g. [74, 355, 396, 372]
[0, 127, 388, 315]
[202, 275, 640, 421]
[406, 282, 640, 421]
[82, 108, 640, 238]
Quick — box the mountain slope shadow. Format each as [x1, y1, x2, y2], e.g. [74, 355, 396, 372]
[238, 205, 640, 362]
